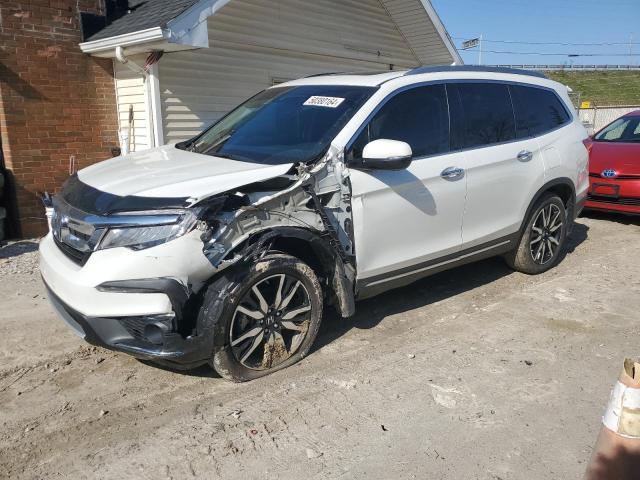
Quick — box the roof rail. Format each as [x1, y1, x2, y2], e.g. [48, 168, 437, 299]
[405, 65, 548, 79]
[303, 70, 401, 78]
[303, 72, 345, 78]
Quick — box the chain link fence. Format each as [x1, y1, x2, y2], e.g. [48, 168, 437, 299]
[578, 105, 640, 134]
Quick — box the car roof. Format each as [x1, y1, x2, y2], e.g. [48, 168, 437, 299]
[278, 71, 408, 87]
[406, 65, 548, 79]
[276, 65, 550, 89]
[623, 110, 640, 117]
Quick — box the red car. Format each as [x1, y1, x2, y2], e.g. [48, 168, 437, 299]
[585, 110, 640, 215]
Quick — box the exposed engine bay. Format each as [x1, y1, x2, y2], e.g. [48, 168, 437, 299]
[195, 145, 356, 319]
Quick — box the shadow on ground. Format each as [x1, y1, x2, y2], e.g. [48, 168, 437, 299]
[0, 240, 39, 259]
[138, 358, 220, 378]
[315, 221, 589, 352]
[581, 210, 640, 226]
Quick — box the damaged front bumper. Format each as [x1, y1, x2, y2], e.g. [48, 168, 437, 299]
[39, 231, 218, 368]
[43, 280, 212, 368]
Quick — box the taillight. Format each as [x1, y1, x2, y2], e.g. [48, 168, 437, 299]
[583, 137, 593, 154]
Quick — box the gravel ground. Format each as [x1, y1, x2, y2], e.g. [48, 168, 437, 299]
[0, 212, 638, 479]
[0, 240, 39, 277]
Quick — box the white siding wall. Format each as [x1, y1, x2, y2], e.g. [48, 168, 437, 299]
[158, 0, 426, 143]
[113, 56, 151, 151]
[380, 0, 458, 65]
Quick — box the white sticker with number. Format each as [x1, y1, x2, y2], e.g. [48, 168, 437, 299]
[303, 96, 346, 108]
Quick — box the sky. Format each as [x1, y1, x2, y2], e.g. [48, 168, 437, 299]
[430, 0, 640, 66]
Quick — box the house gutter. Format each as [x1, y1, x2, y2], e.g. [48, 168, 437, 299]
[79, 27, 167, 55]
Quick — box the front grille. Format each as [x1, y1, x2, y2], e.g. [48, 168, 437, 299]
[587, 194, 640, 206]
[51, 196, 103, 266]
[53, 235, 91, 266]
[589, 173, 640, 180]
[68, 227, 92, 242]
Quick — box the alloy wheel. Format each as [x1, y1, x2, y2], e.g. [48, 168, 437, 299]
[529, 203, 564, 265]
[230, 274, 312, 370]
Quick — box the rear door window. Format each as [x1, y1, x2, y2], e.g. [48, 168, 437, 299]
[510, 85, 571, 138]
[348, 84, 450, 159]
[447, 83, 516, 149]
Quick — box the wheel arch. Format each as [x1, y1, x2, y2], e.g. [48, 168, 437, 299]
[266, 228, 356, 319]
[519, 177, 577, 236]
[209, 226, 356, 319]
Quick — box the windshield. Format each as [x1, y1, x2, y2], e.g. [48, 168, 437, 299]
[594, 116, 640, 143]
[186, 85, 375, 164]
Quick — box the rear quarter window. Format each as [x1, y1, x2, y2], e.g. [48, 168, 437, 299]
[510, 85, 571, 138]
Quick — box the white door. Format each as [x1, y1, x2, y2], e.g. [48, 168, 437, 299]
[346, 85, 467, 281]
[446, 82, 547, 248]
[462, 137, 544, 247]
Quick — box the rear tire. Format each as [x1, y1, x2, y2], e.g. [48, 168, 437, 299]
[505, 193, 568, 274]
[200, 254, 323, 382]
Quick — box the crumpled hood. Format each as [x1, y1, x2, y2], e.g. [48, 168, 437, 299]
[78, 145, 294, 200]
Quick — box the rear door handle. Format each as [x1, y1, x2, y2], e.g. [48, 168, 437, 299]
[517, 150, 533, 162]
[441, 166, 465, 180]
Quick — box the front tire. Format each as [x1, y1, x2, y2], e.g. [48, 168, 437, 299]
[505, 193, 568, 274]
[201, 254, 323, 382]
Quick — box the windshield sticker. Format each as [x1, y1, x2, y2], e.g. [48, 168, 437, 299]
[303, 96, 346, 108]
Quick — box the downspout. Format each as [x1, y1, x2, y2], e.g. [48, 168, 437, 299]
[115, 46, 148, 76]
[115, 46, 147, 154]
[115, 46, 160, 153]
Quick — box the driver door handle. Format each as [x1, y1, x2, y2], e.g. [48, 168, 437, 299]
[441, 166, 465, 180]
[517, 150, 533, 162]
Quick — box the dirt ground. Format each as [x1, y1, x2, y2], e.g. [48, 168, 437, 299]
[0, 211, 638, 480]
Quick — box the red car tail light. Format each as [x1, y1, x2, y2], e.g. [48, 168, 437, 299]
[583, 137, 593, 153]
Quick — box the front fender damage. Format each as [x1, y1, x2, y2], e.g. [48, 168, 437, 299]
[195, 146, 357, 320]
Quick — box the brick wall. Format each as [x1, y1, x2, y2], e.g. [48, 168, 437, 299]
[0, 0, 119, 238]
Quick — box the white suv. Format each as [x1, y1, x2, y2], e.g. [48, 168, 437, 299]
[40, 66, 589, 381]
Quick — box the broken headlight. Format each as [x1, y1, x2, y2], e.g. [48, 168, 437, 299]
[98, 210, 199, 251]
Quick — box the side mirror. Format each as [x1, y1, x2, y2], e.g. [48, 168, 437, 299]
[354, 139, 412, 170]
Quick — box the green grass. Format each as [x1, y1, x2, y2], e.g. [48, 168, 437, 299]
[546, 71, 640, 107]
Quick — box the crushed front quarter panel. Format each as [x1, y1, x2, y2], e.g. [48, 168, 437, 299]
[198, 146, 356, 317]
[200, 146, 354, 269]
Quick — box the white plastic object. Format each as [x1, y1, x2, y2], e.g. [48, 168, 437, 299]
[603, 381, 640, 438]
[45, 207, 54, 232]
[118, 129, 130, 155]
